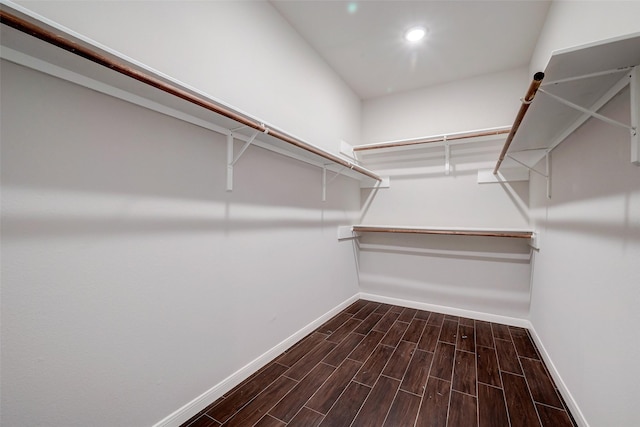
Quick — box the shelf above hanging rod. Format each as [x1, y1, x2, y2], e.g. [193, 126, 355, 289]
[353, 126, 511, 152]
[0, 4, 381, 183]
[345, 225, 534, 239]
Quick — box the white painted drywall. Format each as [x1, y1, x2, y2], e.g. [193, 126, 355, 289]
[13, 0, 362, 152]
[357, 67, 533, 318]
[362, 67, 528, 143]
[530, 0, 640, 74]
[529, 88, 640, 426]
[0, 60, 360, 426]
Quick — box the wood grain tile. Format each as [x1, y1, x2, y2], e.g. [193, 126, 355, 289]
[383, 390, 421, 426]
[354, 344, 395, 386]
[317, 313, 351, 335]
[415, 310, 432, 320]
[495, 339, 523, 375]
[373, 311, 401, 333]
[398, 307, 418, 323]
[457, 324, 476, 353]
[476, 346, 501, 388]
[349, 330, 385, 363]
[491, 323, 511, 341]
[323, 332, 365, 367]
[448, 391, 478, 427]
[288, 407, 324, 427]
[285, 340, 336, 381]
[509, 327, 540, 360]
[307, 359, 362, 414]
[431, 342, 456, 381]
[382, 340, 416, 380]
[353, 301, 380, 320]
[206, 363, 288, 423]
[478, 383, 509, 427]
[351, 375, 400, 427]
[354, 313, 383, 335]
[186, 415, 220, 427]
[269, 363, 335, 423]
[326, 318, 363, 344]
[344, 300, 369, 315]
[536, 404, 575, 427]
[452, 350, 477, 396]
[502, 372, 541, 427]
[403, 318, 427, 343]
[374, 303, 393, 315]
[254, 415, 286, 427]
[401, 349, 434, 395]
[187, 303, 576, 427]
[439, 320, 458, 344]
[380, 320, 410, 347]
[427, 312, 445, 326]
[417, 324, 441, 352]
[225, 376, 296, 427]
[318, 381, 371, 427]
[459, 317, 475, 326]
[416, 377, 451, 427]
[520, 358, 562, 408]
[276, 332, 325, 367]
[475, 321, 494, 348]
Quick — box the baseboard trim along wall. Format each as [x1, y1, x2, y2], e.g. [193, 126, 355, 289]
[359, 292, 531, 328]
[527, 326, 589, 427]
[153, 294, 360, 427]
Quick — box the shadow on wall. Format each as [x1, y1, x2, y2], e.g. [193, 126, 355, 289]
[1, 60, 361, 240]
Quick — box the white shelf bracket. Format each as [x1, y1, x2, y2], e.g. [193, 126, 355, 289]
[321, 165, 347, 202]
[631, 66, 639, 165]
[539, 88, 634, 132]
[226, 129, 263, 192]
[444, 136, 451, 175]
[546, 151, 552, 199]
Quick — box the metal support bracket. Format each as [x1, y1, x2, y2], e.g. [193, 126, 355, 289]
[322, 165, 347, 202]
[631, 66, 639, 165]
[444, 136, 451, 175]
[226, 129, 262, 192]
[539, 87, 635, 132]
[545, 151, 551, 199]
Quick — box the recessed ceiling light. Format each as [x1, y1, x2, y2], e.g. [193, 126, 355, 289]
[404, 27, 426, 43]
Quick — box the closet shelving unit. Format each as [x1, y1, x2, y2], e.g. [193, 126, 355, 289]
[341, 127, 537, 244]
[0, 3, 382, 193]
[494, 32, 640, 189]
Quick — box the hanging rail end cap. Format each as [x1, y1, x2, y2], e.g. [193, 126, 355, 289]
[534, 72, 545, 81]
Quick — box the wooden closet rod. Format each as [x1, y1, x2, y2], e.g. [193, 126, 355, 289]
[0, 9, 381, 182]
[354, 127, 511, 152]
[352, 226, 533, 239]
[493, 72, 545, 174]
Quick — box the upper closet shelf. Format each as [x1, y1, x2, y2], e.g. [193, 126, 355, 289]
[338, 225, 534, 240]
[0, 3, 381, 187]
[496, 32, 640, 174]
[344, 126, 511, 177]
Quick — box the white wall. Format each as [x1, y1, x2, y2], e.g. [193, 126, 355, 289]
[0, 58, 360, 426]
[13, 0, 362, 152]
[529, 88, 640, 426]
[530, 0, 640, 74]
[362, 67, 528, 143]
[357, 67, 533, 318]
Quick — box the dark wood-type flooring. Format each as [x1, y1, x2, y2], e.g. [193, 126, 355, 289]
[183, 300, 577, 427]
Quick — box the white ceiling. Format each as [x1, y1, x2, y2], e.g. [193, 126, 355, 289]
[271, 0, 551, 100]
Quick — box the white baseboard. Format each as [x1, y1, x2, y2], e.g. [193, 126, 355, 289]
[527, 324, 589, 427]
[359, 292, 530, 328]
[153, 294, 360, 427]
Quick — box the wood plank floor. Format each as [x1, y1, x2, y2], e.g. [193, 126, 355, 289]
[182, 300, 577, 427]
